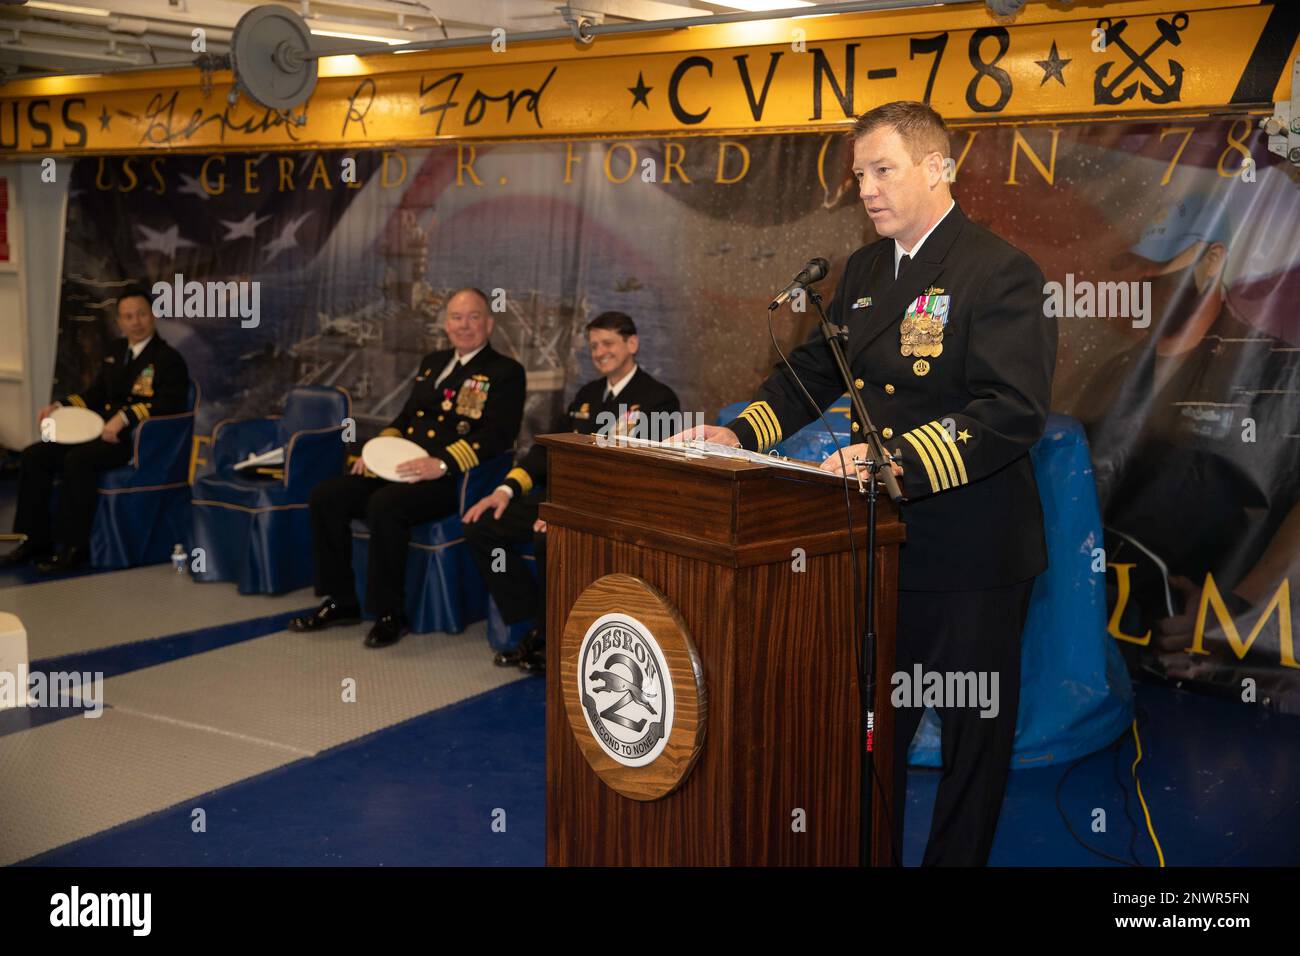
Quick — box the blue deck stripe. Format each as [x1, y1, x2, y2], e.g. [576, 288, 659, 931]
[19, 677, 548, 867]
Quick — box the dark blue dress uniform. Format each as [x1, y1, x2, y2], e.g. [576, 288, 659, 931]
[723, 203, 1057, 865]
[465, 366, 680, 627]
[308, 343, 526, 618]
[15, 335, 190, 553]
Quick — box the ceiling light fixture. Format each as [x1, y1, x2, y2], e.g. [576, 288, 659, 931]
[309, 28, 404, 46]
[26, 2, 113, 16]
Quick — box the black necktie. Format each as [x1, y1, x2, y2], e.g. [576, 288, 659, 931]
[897, 253, 911, 280]
[603, 387, 613, 404]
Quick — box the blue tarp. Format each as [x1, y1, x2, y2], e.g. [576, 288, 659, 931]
[717, 400, 1134, 767]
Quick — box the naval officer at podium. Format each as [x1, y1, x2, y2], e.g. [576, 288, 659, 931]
[681, 101, 1056, 866]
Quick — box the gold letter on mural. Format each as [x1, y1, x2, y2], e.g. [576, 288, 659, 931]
[200, 156, 226, 196]
[604, 143, 637, 184]
[1005, 128, 1060, 186]
[119, 158, 138, 193]
[149, 158, 166, 195]
[1107, 563, 1151, 646]
[1157, 127, 1193, 187]
[457, 144, 483, 186]
[715, 141, 750, 184]
[1188, 575, 1296, 668]
[278, 156, 295, 191]
[563, 143, 582, 184]
[952, 130, 980, 178]
[381, 150, 407, 189]
[663, 142, 691, 184]
[307, 155, 333, 190]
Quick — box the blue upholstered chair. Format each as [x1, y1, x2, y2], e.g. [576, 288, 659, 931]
[90, 380, 199, 569]
[716, 400, 1133, 767]
[350, 453, 514, 635]
[190, 385, 350, 594]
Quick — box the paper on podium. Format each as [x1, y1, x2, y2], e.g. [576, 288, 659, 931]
[596, 434, 829, 477]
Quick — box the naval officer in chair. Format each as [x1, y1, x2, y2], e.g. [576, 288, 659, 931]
[4, 284, 190, 573]
[290, 288, 526, 647]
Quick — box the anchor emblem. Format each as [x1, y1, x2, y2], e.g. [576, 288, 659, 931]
[1093, 12, 1188, 106]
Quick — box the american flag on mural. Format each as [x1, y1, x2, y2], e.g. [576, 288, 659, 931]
[55, 150, 383, 430]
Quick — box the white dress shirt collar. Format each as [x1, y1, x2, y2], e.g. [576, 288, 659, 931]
[894, 199, 956, 277]
[605, 364, 638, 400]
[128, 335, 154, 360]
[435, 344, 486, 386]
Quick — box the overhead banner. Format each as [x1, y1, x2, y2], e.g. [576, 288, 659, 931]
[1, 1, 1297, 154]
[53, 112, 1299, 710]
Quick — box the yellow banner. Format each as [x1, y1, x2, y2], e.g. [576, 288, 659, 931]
[0, 0, 1294, 155]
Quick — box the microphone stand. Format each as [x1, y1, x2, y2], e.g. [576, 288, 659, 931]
[806, 287, 904, 868]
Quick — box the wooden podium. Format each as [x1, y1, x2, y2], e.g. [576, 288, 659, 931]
[540, 433, 905, 866]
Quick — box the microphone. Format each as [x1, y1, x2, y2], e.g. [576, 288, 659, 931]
[769, 257, 830, 311]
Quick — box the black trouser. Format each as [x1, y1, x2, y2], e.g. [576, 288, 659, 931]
[308, 474, 460, 617]
[463, 494, 547, 630]
[889, 579, 1034, 866]
[14, 439, 133, 551]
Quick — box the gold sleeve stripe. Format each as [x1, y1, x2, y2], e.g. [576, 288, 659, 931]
[921, 421, 968, 485]
[68, 395, 86, 408]
[740, 401, 781, 450]
[918, 422, 959, 488]
[447, 440, 479, 470]
[751, 401, 782, 446]
[506, 467, 533, 494]
[739, 409, 770, 449]
[379, 427, 402, 438]
[737, 409, 764, 447]
[445, 444, 472, 471]
[133, 403, 151, 421]
[901, 431, 942, 494]
[911, 427, 952, 491]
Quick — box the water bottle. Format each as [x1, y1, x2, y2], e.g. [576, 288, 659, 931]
[171, 544, 187, 574]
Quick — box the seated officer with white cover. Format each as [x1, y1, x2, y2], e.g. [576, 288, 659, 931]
[290, 288, 526, 648]
[3, 284, 190, 574]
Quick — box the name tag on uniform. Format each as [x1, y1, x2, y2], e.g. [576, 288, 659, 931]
[851, 296, 873, 310]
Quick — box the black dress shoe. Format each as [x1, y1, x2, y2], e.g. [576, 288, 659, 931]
[288, 598, 362, 632]
[518, 639, 546, 676]
[0, 541, 49, 568]
[364, 612, 408, 648]
[493, 626, 542, 667]
[36, 545, 88, 574]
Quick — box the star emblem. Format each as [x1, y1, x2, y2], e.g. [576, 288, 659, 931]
[957, 429, 972, 444]
[98, 105, 112, 132]
[135, 223, 197, 260]
[219, 211, 273, 241]
[628, 72, 652, 110]
[263, 212, 314, 265]
[1035, 41, 1070, 87]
